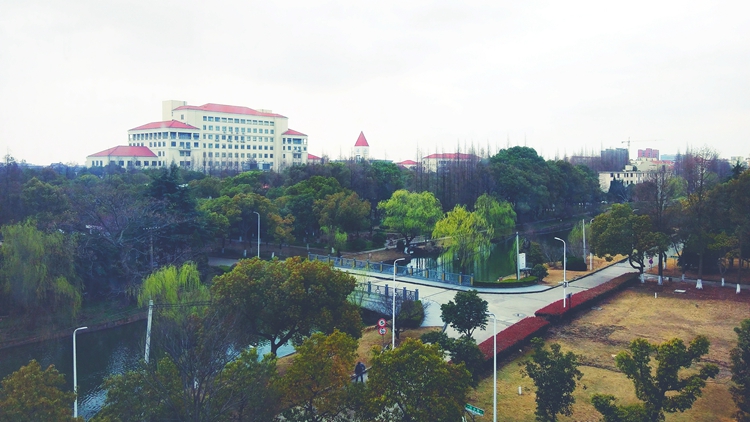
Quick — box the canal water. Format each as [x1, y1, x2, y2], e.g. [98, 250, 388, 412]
[0, 320, 295, 420]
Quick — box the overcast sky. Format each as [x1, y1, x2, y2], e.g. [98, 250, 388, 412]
[1, 1, 748, 166]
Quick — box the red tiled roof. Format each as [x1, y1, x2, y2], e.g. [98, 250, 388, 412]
[173, 103, 286, 118]
[88, 146, 157, 158]
[283, 129, 307, 136]
[308, 153, 321, 160]
[129, 120, 199, 131]
[422, 153, 480, 160]
[354, 131, 369, 147]
[398, 160, 418, 165]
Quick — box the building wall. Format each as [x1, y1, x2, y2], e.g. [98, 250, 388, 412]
[598, 170, 646, 191]
[128, 100, 308, 172]
[86, 154, 158, 169]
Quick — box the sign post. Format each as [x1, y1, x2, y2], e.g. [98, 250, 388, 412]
[465, 403, 485, 416]
[378, 319, 388, 349]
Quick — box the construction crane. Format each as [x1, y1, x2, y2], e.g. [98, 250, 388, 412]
[621, 138, 661, 150]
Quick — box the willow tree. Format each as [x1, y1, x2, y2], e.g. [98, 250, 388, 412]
[137, 262, 208, 320]
[0, 222, 81, 327]
[432, 205, 493, 272]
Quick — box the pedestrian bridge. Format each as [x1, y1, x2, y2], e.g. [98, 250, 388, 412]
[349, 281, 419, 314]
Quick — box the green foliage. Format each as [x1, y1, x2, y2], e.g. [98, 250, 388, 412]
[0, 360, 81, 422]
[95, 348, 278, 422]
[473, 193, 516, 237]
[314, 191, 371, 234]
[378, 190, 443, 247]
[591, 203, 669, 274]
[394, 300, 424, 338]
[278, 330, 359, 422]
[211, 257, 362, 356]
[432, 205, 493, 272]
[731, 319, 750, 421]
[522, 338, 583, 422]
[364, 338, 472, 422]
[440, 290, 488, 338]
[566, 256, 587, 271]
[0, 221, 81, 325]
[137, 262, 208, 320]
[593, 336, 719, 421]
[530, 264, 549, 280]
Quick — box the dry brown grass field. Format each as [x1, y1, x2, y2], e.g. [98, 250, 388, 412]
[469, 281, 750, 421]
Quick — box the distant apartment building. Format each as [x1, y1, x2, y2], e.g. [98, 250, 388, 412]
[600, 148, 629, 171]
[88, 100, 309, 171]
[637, 148, 659, 160]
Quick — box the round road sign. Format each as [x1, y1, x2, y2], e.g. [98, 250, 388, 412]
[377, 318, 387, 328]
[378, 327, 388, 336]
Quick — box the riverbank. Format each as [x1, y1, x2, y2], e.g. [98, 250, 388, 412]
[0, 302, 146, 351]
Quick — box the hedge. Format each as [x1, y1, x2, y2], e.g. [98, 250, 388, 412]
[473, 276, 538, 288]
[534, 272, 638, 319]
[477, 316, 550, 361]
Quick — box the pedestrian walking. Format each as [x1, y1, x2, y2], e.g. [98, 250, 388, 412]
[354, 361, 365, 382]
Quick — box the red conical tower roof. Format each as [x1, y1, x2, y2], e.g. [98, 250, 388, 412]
[354, 131, 369, 147]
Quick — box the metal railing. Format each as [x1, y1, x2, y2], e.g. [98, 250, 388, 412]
[308, 253, 474, 287]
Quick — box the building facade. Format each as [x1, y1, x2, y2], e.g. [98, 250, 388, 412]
[86, 146, 158, 169]
[352, 132, 370, 162]
[421, 153, 481, 172]
[120, 100, 308, 171]
[637, 148, 660, 160]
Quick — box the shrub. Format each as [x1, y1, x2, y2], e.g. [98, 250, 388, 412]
[397, 300, 424, 330]
[346, 237, 368, 251]
[372, 231, 387, 247]
[477, 317, 550, 361]
[535, 273, 637, 319]
[530, 264, 548, 280]
[566, 256, 587, 271]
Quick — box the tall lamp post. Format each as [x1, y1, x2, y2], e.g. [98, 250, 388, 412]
[392, 257, 407, 349]
[73, 326, 88, 418]
[581, 219, 586, 271]
[589, 218, 594, 270]
[554, 237, 567, 308]
[488, 312, 497, 422]
[253, 211, 260, 259]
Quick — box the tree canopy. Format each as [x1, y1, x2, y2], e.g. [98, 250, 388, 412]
[0, 360, 81, 422]
[440, 289, 488, 338]
[522, 338, 583, 422]
[211, 257, 362, 355]
[378, 190, 443, 248]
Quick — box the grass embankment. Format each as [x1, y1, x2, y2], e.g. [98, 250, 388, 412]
[470, 282, 749, 421]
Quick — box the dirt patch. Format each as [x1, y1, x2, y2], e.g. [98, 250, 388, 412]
[346, 249, 410, 263]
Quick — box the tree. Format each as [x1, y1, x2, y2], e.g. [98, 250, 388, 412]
[364, 338, 472, 422]
[521, 338, 583, 422]
[95, 348, 278, 422]
[0, 360, 81, 422]
[473, 194, 516, 238]
[137, 262, 209, 321]
[314, 191, 371, 235]
[278, 330, 359, 422]
[432, 205, 493, 272]
[0, 222, 81, 327]
[378, 190, 443, 248]
[592, 336, 719, 421]
[591, 203, 669, 274]
[440, 290, 488, 338]
[731, 319, 750, 422]
[211, 257, 362, 356]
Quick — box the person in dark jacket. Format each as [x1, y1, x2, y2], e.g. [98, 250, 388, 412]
[354, 361, 365, 382]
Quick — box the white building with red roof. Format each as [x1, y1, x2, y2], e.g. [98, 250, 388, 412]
[86, 146, 158, 169]
[352, 131, 370, 162]
[117, 100, 309, 171]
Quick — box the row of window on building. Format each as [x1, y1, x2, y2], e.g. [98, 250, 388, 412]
[201, 116, 275, 126]
[202, 125, 274, 135]
[131, 132, 198, 141]
[203, 152, 274, 159]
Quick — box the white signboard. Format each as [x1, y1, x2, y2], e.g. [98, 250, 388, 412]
[518, 252, 526, 270]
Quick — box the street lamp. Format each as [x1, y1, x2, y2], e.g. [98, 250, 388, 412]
[73, 326, 88, 418]
[589, 218, 594, 270]
[393, 257, 407, 350]
[554, 237, 567, 308]
[488, 312, 497, 422]
[253, 211, 260, 259]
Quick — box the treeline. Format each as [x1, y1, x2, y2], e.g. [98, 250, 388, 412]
[592, 147, 750, 280]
